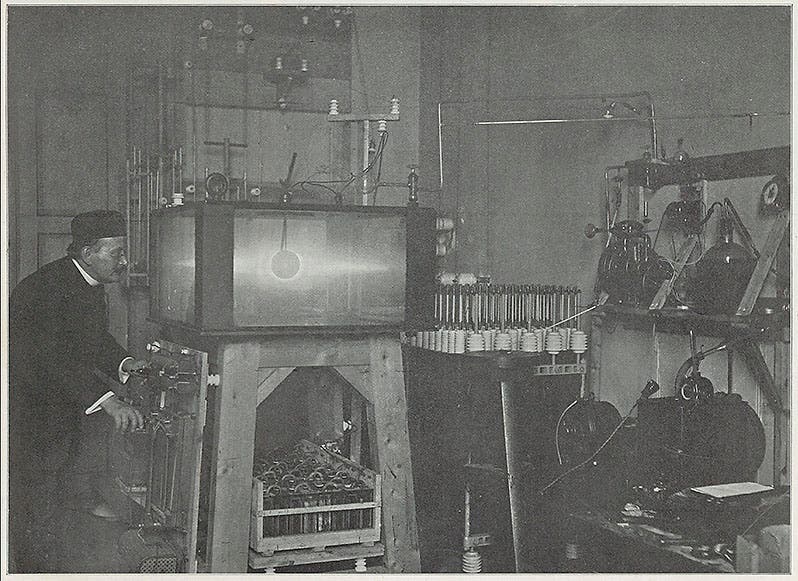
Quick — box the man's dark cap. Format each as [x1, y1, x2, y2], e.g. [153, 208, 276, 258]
[71, 210, 127, 242]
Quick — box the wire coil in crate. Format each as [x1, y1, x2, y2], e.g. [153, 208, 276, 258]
[250, 440, 381, 554]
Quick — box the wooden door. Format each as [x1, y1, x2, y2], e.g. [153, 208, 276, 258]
[10, 71, 129, 343]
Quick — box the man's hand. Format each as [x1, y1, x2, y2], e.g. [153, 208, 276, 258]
[121, 358, 150, 376]
[100, 395, 144, 432]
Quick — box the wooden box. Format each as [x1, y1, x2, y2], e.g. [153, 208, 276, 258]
[250, 440, 381, 555]
[150, 202, 436, 333]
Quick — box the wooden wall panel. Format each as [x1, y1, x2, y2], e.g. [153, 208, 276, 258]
[36, 231, 72, 268]
[36, 89, 110, 216]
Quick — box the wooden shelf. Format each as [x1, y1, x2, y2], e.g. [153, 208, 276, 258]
[594, 304, 787, 340]
[625, 146, 789, 189]
[249, 542, 384, 570]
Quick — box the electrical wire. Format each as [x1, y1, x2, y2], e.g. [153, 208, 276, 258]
[554, 398, 581, 465]
[286, 131, 389, 201]
[540, 398, 639, 495]
[370, 132, 388, 205]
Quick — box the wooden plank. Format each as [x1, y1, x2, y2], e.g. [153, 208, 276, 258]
[257, 336, 372, 368]
[249, 542, 385, 570]
[773, 340, 790, 486]
[626, 146, 790, 188]
[250, 479, 264, 551]
[736, 340, 782, 412]
[368, 335, 421, 573]
[258, 502, 378, 517]
[256, 366, 296, 405]
[736, 212, 789, 316]
[500, 378, 522, 572]
[349, 399, 364, 464]
[649, 236, 698, 310]
[333, 365, 372, 401]
[207, 341, 260, 572]
[592, 313, 607, 400]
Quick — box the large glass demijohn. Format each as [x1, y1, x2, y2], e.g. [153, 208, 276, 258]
[690, 206, 756, 314]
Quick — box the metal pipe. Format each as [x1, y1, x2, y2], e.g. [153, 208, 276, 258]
[158, 65, 166, 200]
[437, 102, 444, 191]
[603, 165, 625, 233]
[436, 92, 655, 194]
[648, 102, 658, 159]
[474, 111, 788, 126]
[362, 120, 370, 205]
[125, 156, 131, 280]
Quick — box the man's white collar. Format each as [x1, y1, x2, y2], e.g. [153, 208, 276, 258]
[71, 258, 101, 287]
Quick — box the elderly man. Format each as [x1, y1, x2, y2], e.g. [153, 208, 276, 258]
[9, 210, 146, 572]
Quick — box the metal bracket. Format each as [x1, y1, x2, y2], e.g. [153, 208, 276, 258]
[463, 533, 493, 550]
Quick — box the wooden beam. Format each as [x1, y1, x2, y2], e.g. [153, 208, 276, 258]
[736, 212, 789, 316]
[649, 236, 698, 310]
[332, 365, 372, 401]
[208, 341, 260, 572]
[256, 366, 295, 406]
[256, 336, 372, 368]
[349, 399, 364, 465]
[368, 335, 421, 573]
[626, 146, 790, 188]
[773, 339, 790, 486]
[588, 315, 602, 399]
[736, 340, 783, 412]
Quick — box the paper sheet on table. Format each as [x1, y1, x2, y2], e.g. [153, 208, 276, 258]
[690, 482, 773, 498]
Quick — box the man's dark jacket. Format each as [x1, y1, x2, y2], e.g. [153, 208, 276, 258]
[9, 256, 129, 452]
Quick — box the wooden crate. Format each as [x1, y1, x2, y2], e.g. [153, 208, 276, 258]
[250, 440, 381, 555]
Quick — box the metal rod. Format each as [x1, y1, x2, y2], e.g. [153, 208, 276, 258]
[474, 111, 789, 127]
[436, 92, 655, 195]
[125, 156, 131, 280]
[543, 303, 600, 332]
[437, 102, 444, 191]
[362, 120, 370, 205]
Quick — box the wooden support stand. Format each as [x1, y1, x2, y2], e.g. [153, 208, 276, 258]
[204, 333, 420, 573]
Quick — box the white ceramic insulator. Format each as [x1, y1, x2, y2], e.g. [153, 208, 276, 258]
[329, 99, 339, 115]
[570, 331, 588, 354]
[437, 217, 455, 231]
[565, 542, 579, 560]
[146, 342, 161, 353]
[301, 59, 308, 72]
[462, 550, 482, 573]
[378, 119, 387, 133]
[546, 331, 563, 355]
[250, 187, 261, 198]
[390, 96, 400, 115]
[275, 57, 283, 70]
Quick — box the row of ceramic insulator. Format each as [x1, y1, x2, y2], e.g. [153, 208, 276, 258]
[408, 327, 588, 356]
[328, 97, 400, 117]
[434, 284, 583, 330]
